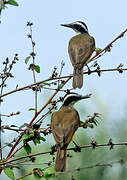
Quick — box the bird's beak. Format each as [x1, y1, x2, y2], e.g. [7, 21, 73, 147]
[80, 94, 92, 100]
[61, 23, 73, 28]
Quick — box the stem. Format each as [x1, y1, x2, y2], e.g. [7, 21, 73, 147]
[0, 104, 2, 160]
[87, 28, 127, 63]
[30, 25, 37, 114]
[16, 172, 32, 180]
[1, 67, 127, 99]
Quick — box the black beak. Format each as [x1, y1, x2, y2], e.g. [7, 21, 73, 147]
[80, 94, 92, 100]
[61, 23, 73, 28]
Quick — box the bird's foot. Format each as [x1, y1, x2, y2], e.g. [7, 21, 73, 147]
[50, 144, 58, 154]
[73, 141, 81, 152]
[86, 64, 91, 75]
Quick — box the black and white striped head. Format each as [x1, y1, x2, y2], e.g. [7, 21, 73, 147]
[63, 92, 91, 107]
[61, 21, 88, 34]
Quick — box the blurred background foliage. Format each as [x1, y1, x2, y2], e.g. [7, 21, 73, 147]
[14, 98, 127, 180]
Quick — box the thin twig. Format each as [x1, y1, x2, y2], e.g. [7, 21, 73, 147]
[0, 112, 20, 117]
[63, 159, 125, 174]
[87, 28, 127, 63]
[28, 22, 38, 114]
[16, 172, 32, 180]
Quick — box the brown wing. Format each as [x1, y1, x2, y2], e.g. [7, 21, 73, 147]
[68, 34, 95, 68]
[51, 107, 80, 147]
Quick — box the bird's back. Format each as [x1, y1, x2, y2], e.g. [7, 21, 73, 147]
[68, 34, 95, 66]
[51, 106, 80, 145]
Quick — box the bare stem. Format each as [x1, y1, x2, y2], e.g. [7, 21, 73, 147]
[29, 24, 37, 114]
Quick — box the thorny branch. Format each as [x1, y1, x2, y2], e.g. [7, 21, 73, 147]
[0, 66, 127, 99]
[0, 139, 127, 166]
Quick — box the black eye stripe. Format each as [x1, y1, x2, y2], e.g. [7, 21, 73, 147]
[73, 24, 88, 33]
[63, 95, 81, 106]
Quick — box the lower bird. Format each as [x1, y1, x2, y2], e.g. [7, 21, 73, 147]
[61, 21, 95, 89]
[51, 92, 91, 172]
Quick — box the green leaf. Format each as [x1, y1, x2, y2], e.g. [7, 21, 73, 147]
[22, 134, 30, 140]
[25, 56, 31, 64]
[58, 82, 65, 89]
[4, 167, 15, 180]
[24, 143, 31, 154]
[95, 48, 102, 53]
[33, 138, 40, 145]
[44, 172, 55, 178]
[22, 132, 34, 140]
[80, 120, 84, 125]
[40, 136, 46, 142]
[34, 65, 40, 73]
[28, 108, 36, 111]
[40, 82, 51, 86]
[8, 0, 19, 6]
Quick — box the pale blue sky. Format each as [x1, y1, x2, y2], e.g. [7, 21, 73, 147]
[0, 0, 127, 179]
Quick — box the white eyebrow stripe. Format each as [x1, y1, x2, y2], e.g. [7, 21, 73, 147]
[74, 21, 88, 32]
[63, 93, 78, 103]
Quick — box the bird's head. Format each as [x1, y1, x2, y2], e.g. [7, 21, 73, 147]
[62, 92, 91, 107]
[61, 21, 88, 34]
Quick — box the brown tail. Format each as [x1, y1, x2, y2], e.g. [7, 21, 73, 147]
[55, 147, 66, 172]
[73, 68, 83, 89]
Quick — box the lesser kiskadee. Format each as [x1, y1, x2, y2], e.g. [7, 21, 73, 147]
[51, 92, 91, 172]
[61, 21, 95, 89]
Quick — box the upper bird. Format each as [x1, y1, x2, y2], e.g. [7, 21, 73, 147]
[61, 21, 95, 89]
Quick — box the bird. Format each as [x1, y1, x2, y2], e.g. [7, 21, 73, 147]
[51, 92, 91, 172]
[61, 21, 95, 89]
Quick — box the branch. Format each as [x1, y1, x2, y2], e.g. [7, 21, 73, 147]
[87, 28, 127, 63]
[0, 111, 20, 117]
[0, 67, 127, 99]
[1, 139, 127, 166]
[63, 159, 125, 173]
